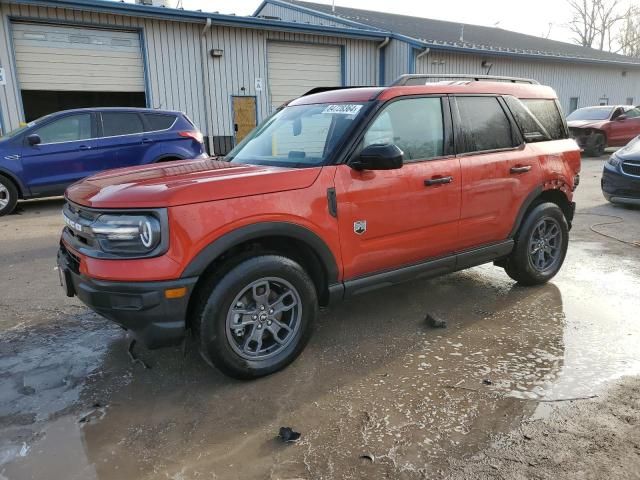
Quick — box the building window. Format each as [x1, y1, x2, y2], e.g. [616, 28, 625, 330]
[627, 97, 634, 105]
[569, 97, 579, 113]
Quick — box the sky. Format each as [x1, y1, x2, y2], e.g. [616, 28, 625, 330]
[168, 0, 581, 44]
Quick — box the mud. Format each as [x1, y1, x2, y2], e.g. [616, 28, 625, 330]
[0, 155, 639, 479]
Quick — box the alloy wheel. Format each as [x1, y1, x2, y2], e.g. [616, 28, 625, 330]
[528, 217, 562, 272]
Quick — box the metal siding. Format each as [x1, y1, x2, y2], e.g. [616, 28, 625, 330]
[414, 51, 640, 113]
[255, 3, 346, 28]
[384, 39, 411, 85]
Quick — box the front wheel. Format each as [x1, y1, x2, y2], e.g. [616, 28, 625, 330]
[194, 255, 318, 379]
[584, 133, 605, 157]
[0, 175, 18, 216]
[504, 202, 569, 286]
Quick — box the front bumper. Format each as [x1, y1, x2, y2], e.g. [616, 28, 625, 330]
[57, 245, 197, 348]
[601, 167, 640, 204]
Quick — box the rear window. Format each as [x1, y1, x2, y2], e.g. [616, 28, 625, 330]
[456, 96, 517, 153]
[521, 99, 568, 140]
[144, 113, 176, 132]
[102, 112, 144, 137]
[504, 96, 550, 143]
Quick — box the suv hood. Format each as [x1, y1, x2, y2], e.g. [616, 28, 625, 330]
[66, 158, 322, 208]
[616, 136, 640, 160]
[567, 119, 608, 129]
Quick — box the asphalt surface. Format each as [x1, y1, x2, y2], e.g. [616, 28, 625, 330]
[0, 154, 639, 479]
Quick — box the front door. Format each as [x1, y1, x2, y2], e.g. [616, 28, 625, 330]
[334, 96, 461, 280]
[21, 112, 99, 196]
[233, 96, 257, 144]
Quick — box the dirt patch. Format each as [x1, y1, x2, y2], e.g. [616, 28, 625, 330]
[446, 376, 640, 480]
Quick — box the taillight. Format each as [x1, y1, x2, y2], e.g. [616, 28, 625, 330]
[178, 130, 204, 143]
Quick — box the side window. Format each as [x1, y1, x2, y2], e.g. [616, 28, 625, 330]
[143, 113, 177, 132]
[101, 112, 144, 137]
[362, 97, 444, 161]
[455, 97, 516, 154]
[504, 96, 550, 143]
[34, 114, 92, 144]
[521, 99, 568, 140]
[624, 108, 640, 118]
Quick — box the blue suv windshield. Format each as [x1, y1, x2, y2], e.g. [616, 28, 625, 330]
[225, 102, 370, 167]
[2, 114, 52, 139]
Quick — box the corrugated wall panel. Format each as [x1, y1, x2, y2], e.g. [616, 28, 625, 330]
[414, 51, 640, 113]
[384, 39, 411, 85]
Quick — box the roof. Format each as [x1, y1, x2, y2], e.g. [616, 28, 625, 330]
[5, 0, 388, 40]
[267, 0, 640, 67]
[290, 82, 557, 106]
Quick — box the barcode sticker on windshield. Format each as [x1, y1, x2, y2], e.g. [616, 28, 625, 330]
[322, 104, 363, 115]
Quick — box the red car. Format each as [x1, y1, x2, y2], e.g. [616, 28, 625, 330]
[567, 105, 640, 156]
[57, 78, 581, 378]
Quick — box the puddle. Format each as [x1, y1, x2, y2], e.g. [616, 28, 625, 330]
[1, 240, 639, 479]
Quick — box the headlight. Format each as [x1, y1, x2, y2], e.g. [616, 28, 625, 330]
[90, 214, 162, 255]
[607, 154, 622, 168]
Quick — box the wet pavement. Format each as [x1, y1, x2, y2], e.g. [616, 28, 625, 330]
[1, 156, 639, 479]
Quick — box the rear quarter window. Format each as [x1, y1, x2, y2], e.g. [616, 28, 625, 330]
[521, 99, 568, 140]
[144, 113, 177, 132]
[504, 96, 551, 142]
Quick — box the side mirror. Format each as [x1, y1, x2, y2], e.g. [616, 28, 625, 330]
[27, 134, 41, 146]
[351, 144, 404, 171]
[616, 114, 627, 121]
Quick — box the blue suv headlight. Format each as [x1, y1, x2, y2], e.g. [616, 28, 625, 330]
[607, 153, 622, 168]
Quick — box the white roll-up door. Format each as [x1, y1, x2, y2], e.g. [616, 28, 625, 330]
[11, 22, 145, 92]
[267, 42, 341, 110]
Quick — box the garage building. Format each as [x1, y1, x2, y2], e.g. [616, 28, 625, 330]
[0, 0, 639, 155]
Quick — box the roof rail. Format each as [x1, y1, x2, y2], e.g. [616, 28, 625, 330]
[392, 74, 540, 86]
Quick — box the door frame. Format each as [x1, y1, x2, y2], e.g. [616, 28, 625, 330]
[231, 95, 257, 146]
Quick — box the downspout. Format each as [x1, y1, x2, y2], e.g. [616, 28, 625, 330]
[415, 47, 430, 73]
[200, 18, 215, 155]
[377, 36, 390, 86]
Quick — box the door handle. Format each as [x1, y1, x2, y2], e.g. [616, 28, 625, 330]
[424, 176, 453, 186]
[142, 137, 152, 144]
[510, 165, 532, 174]
[79, 145, 91, 151]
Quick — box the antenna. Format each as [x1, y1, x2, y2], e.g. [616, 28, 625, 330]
[459, 24, 464, 43]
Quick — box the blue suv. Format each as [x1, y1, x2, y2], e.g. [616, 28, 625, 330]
[0, 107, 206, 215]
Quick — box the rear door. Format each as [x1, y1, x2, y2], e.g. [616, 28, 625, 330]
[334, 96, 461, 280]
[96, 111, 146, 170]
[453, 95, 542, 250]
[617, 107, 640, 144]
[20, 112, 98, 195]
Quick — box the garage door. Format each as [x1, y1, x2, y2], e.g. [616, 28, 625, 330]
[11, 22, 145, 92]
[267, 42, 341, 111]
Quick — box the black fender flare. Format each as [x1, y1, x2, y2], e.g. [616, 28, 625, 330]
[180, 221, 340, 285]
[508, 186, 543, 238]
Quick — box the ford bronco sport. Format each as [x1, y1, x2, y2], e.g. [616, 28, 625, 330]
[58, 75, 581, 379]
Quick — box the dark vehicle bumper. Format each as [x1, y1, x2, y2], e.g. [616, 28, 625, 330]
[601, 167, 640, 205]
[57, 245, 197, 348]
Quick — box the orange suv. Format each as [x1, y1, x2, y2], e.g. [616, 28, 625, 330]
[57, 75, 581, 378]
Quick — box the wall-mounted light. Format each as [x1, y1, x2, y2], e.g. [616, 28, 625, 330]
[481, 60, 493, 68]
[210, 48, 223, 58]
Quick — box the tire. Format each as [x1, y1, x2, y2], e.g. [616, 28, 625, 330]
[0, 175, 18, 216]
[584, 133, 605, 157]
[194, 255, 318, 379]
[504, 202, 569, 286]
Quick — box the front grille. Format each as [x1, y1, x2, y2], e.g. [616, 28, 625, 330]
[621, 161, 640, 177]
[60, 242, 81, 274]
[63, 202, 100, 251]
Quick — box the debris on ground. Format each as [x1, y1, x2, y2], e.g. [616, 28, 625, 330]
[359, 453, 375, 463]
[482, 378, 493, 385]
[278, 427, 301, 443]
[425, 313, 447, 328]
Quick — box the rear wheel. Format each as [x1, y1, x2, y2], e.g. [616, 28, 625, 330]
[194, 255, 317, 379]
[504, 202, 569, 286]
[0, 175, 18, 216]
[584, 133, 605, 157]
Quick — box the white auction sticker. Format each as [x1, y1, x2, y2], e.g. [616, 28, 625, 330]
[322, 104, 363, 115]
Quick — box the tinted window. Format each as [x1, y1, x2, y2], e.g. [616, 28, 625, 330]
[456, 97, 515, 153]
[102, 112, 144, 137]
[362, 97, 444, 161]
[144, 113, 177, 132]
[504, 96, 550, 142]
[34, 114, 92, 144]
[624, 107, 640, 118]
[522, 99, 567, 140]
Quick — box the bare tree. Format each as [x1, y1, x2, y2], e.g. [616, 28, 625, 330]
[617, 6, 640, 57]
[566, 0, 625, 50]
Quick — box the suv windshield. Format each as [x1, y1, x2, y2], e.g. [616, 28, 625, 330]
[567, 107, 613, 121]
[226, 102, 370, 167]
[1, 114, 53, 139]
